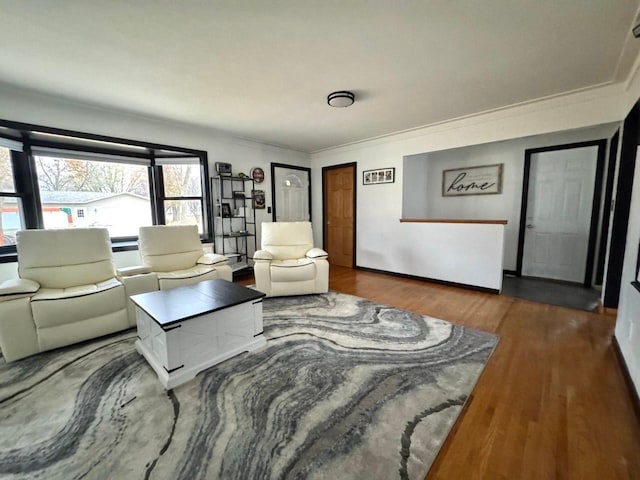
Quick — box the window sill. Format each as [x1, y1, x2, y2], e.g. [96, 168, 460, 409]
[0, 252, 17, 264]
[112, 241, 139, 252]
[0, 237, 213, 263]
[1, 241, 141, 263]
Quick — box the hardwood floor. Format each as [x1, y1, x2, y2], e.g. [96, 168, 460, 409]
[243, 266, 640, 479]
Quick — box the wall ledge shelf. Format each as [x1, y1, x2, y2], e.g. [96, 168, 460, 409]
[400, 218, 508, 225]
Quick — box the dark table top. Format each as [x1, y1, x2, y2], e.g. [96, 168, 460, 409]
[130, 279, 266, 327]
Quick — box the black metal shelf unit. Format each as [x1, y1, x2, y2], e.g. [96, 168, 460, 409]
[211, 175, 257, 276]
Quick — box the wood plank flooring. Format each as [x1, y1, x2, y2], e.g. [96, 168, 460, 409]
[243, 266, 640, 479]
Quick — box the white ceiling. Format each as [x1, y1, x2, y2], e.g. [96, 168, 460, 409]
[1, 1, 640, 153]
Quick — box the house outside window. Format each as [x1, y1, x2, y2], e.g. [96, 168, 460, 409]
[34, 155, 152, 237]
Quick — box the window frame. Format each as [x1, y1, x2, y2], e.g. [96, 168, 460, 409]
[0, 149, 22, 248]
[0, 119, 212, 258]
[155, 158, 208, 235]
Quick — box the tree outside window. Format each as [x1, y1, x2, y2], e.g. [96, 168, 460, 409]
[161, 163, 204, 232]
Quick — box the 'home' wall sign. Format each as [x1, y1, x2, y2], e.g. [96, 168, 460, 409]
[442, 163, 503, 196]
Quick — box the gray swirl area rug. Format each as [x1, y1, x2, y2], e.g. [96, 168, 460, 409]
[0, 291, 497, 480]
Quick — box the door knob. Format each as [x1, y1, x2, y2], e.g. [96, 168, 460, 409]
[526, 224, 534, 229]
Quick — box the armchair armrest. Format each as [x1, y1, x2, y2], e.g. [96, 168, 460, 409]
[116, 265, 152, 277]
[306, 248, 328, 259]
[0, 278, 40, 302]
[253, 250, 273, 261]
[197, 253, 229, 266]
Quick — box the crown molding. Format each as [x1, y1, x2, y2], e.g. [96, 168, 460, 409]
[311, 82, 624, 157]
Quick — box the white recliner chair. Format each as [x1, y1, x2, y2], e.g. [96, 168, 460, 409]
[253, 222, 329, 297]
[138, 225, 232, 290]
[0, 228, 138, 362]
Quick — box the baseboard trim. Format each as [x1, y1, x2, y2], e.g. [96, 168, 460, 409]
[612, 335, 640, 424]
[355, 266, 500, 294]
[503, 269, 517, 276]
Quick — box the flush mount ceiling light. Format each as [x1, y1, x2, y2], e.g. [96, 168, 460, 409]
[327, 91, 355, 108]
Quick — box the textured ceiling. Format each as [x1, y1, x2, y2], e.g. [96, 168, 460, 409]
[1, 1, 639, 152]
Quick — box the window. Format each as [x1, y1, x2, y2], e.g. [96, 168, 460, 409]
[160, 161, 205, 233]
[0, 120, 211, 254]
[34, 155, 152, 237]
[0, 147, 24, 246]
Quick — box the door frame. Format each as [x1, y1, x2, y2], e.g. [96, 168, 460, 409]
[270, 162, 312, 222]
[595, 131, 619, 285]
[604, 102, 639, 307]
[322, 162, 357, 268]
[516, 139, 607, 286]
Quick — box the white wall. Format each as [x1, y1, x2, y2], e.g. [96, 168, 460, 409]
[311, 83, 625, 275]
[405, 125, 617, 271]
[0, 83, 309, 281]
[614, 146, 640, 394]
[395, 222, 505, 290]
[402, 153, 430, 218]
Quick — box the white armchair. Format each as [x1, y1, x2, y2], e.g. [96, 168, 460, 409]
[254, 222, 328, 297]
[0, 228, 134, 362]
[138, 225, 232, 290]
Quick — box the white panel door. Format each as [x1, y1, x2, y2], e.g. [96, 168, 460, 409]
[522, 146, 598, 283]
[273, 166, 310, 222]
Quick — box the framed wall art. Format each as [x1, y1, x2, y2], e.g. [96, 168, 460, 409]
[215, 162, 232, 176]
[363, 168, 395, 185]
[252, 190, 265, 209]
[220, 203, 232, 218]
[250, 167, 265, 184]
[442, 163, 503, 196]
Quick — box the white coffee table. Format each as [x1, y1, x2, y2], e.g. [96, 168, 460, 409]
[130, 279, 266, 389]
